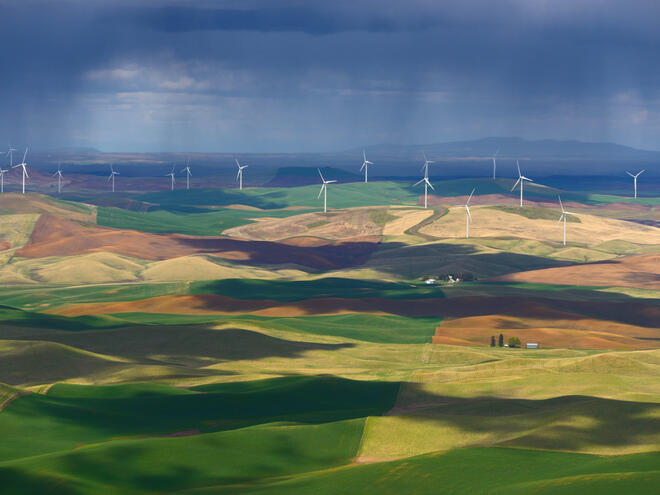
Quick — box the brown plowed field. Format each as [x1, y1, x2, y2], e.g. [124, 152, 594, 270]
[15, 215, 379, 270]
[51, 295, 660, 349]
[492, 253, 660, 290]
[434, 313, 660, 349]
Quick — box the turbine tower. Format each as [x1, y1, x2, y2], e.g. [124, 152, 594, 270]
[0, 167, 7, 193]
[360, 150, 374, 183]
[107, 164, 119, 192]
[54, 162, 63, 194]
[165, 166, 176, 191]
[235, 159, 248, 190]
[626, 170, 645, 198]
[460, 188, 475, 238]
[511, 160, 533, 207]
[414, 164, 435, 209]
[492, 148, 499, 179]
[317, 168, 336, 213]
[557, 195, 577, 246]
[12, 148, 29, 194]
[181, 160, 192, 190]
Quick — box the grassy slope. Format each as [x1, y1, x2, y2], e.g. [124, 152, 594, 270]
[0, 278, 447, 312]
[0, 419, 365, 495]
[189, 448, 660, 495]
[0, 377, 398, 461]
[96, 206, 313, 236]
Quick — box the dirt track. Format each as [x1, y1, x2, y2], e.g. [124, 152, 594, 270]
[15, 215, 379, 270]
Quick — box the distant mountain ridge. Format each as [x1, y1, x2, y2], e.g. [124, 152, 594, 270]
[357, 137, 660, 160]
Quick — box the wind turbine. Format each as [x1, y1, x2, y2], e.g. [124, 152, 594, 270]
[460, 188, 475, 238]
[53, 162, 63, 194]
[12, 148, 29, 194]
[414, 165, 435, 209]
[165, 166, 176, 191]
[360, 150, 374, 183]
[317, 168, 336, 213]
[492, 148, 499, 179]
[7, 143, 16, 168]
[235, 159, 248, 190]
[557, 195, 577, 246]
[107, 164, 119, 192]
[181, 159, 192, 190]
[626, 170, 645, 198]
[511, 160, 533, 207]
[422, 152, 434, 177]
[0, 166, 7, 193]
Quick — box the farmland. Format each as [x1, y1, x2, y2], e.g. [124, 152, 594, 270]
[0, 176, 658, 493]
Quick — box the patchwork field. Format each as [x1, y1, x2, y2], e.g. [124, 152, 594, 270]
[0, 179, 658, 493]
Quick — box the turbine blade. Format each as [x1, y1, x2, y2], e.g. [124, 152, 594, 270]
[318, 168, 325, 182]
[414, 178, 425, 186]
[466, 206, 472, 220]
[511, 178, 521, 191]
[466, 188, 475, 205]
[317, 184, 325, 199]
[626, 171, 634, 177]
[22, 148, 28, 163]
[427, 179, 435, 191]
[558, 195, 564, 212]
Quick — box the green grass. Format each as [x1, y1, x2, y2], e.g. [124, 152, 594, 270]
[137, 182, 421, 210]
[204, 314, 441, 344]
[0, 305, 123, 330]
[0, 377, 399, 462]
[96, 206, 312, 236]
[188, 278, 445, 302]
[196, 447, 660, 495]
[0, 419, 366, 495]
[0, 279, 445, 313]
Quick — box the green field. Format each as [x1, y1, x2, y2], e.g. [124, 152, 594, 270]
[0, 180, 659, 493]
[97, 206, 315, 235]
[137, 181, 421, 210]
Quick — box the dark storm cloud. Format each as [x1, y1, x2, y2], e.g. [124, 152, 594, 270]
[1, 0, 660, 151]
[125, 6, 440, 34]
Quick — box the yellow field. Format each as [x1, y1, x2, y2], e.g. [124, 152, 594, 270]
[419, 206, 660, 246]
[225, 207, 393, 241]
[0, 193, 95, 222]
[142, 255, 307, 281]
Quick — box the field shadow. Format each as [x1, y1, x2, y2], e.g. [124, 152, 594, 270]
[0, 326, 353, 371]
[368, 241, 572, 279]
[388, 382, 660, 452]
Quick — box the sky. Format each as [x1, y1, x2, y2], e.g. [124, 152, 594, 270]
[2, 0, 660, 152]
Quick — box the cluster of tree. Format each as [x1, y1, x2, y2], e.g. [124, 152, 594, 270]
[490, 334, 521, 348]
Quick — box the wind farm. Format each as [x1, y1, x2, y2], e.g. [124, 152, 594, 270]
[2, 2, 660, 494]
[0, 143, 658, 495]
